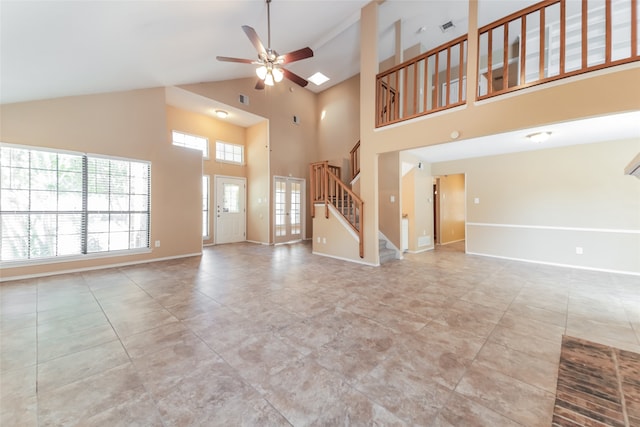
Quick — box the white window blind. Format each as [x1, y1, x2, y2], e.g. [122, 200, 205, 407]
[0, 143, 150, 263]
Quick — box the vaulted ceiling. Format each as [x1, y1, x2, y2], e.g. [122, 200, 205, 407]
[1, 0, 540, 105]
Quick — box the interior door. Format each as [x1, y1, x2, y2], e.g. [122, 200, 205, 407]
[215, 176, 246, 244]
[274, 176, 305, 244]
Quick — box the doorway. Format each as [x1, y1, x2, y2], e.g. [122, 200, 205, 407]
[274, 176, 305, 244]
[433, 174, 466, 247]
[214, 175, 246, 244]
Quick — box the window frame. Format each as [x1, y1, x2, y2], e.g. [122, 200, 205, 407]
[172, 130, 210, 159]
[1, 142, 151, 267]
[215, 141, 244, 165]
[202, 175, 210, 240]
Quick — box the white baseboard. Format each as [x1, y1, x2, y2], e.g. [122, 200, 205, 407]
[312, 251, 378, 267]
[0, 252, 202, 282]
[466, 251, 640, 277]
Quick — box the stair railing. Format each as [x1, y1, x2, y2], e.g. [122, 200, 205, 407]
[310, 161, 364, 258]
[350, 140, 360, 181]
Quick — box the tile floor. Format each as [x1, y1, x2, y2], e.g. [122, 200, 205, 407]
[1, 241, 639, 426]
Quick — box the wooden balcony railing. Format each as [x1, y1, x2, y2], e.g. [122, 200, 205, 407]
[310, 161, 364, 258]
[376, 35, 468, 127]
[479, 0, 639, 99]
[375, 0, 638, 126]
[350, 140, 360, 181]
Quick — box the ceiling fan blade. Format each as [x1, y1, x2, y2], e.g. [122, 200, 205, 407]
[242, 25, 266, 56]
[280, 47, 314, 64]
[255, 79, 265, 90]
[283, 68, 309, 87]
[216, 56, 255, 64]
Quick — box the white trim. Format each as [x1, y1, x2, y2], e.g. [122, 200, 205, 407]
[274, 176, 306, 244]
[466, 222, 640, 234]
[406, 247, 434, 254]
[214, 175, 247, 245]
[1, 248, 152, 269]
[466, 251, 640, 277]
[0, 252, 202, 282]
[246, 240, 271, 246]
[312, 250, 378, 267]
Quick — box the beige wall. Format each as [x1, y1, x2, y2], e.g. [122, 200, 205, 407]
[246, 121, 270, 243]
[166, 105, 248, 245]
[437, 174, 466, 244]
[401, 152, 434, 252]
[432, 139, 640, 273]
[358, 0, 640, 266]
[378, 151, 401, 248]
[312, 204, 369, 264]
[0, 88, 203, 280]
[317, 74, 360, 181]
[179, 77, 318, 240]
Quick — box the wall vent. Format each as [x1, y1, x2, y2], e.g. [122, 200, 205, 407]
[440, 21, 455, 32]
[239, 94, 249, 105]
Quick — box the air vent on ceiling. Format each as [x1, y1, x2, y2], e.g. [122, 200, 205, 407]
[239, 94, 249, 105]
[440, 21, 455, 32]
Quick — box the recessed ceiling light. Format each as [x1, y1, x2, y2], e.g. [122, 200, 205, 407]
[526, 131, 552, 143]
[215, 110, 228, 119]
[308, 72, 330, 86]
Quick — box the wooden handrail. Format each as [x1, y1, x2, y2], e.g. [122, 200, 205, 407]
[375, 0, 639, 127]
[309, 161, 364, 258]
[349, 140, 360, 181]
[478, 0, 639, 99]
[376, 35, 468, 127]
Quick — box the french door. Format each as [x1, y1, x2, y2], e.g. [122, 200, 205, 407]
[274, 176, 305, 244]
[214, 176, 246, 244]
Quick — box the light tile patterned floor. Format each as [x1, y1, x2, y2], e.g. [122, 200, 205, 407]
[1, 241, 639, 426]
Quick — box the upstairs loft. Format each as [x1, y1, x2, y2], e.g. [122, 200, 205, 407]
[376, 0, 639, 127]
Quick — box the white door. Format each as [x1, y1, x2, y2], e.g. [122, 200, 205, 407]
[215, 176, 246, 244]
[274, 177, 305, 244]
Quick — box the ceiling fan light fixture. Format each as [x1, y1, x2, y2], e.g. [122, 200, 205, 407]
[256, 65, 268, 80]
[264, 72, 275, 86]
[272, 67, 284, 83]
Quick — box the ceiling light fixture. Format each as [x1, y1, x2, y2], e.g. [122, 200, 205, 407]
[527, 131, 552, 143]
[215, 110, 228, 119]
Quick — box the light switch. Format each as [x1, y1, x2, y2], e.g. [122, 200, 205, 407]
[474, 197, 480, 204]
[390, 195, 395, 203]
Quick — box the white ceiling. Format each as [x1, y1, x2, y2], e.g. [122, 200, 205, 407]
[407, 111, 640, 163]
[2, 0, 532, 105]
[2, 0, 636, 163]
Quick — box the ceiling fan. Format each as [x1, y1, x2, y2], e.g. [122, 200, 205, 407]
[216, 0, 314, 90]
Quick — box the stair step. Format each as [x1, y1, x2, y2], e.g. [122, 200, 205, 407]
[379, 247, 397, 264]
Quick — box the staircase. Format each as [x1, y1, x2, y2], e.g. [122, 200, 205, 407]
[379, 239, 397, 264]
[310, 160, 364, 258]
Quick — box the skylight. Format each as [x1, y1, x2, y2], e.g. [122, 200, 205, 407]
[308, 72, 330, 86]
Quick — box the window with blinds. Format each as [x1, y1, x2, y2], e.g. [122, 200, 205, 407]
[0, 143, 150, 263]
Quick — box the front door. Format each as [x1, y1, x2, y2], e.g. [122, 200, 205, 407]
[274, 176, 305, 244]
[215, 176, 246, 244]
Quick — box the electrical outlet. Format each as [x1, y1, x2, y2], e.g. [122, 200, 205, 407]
[575, 247, 583, 255]
[155, 240, 161, 248]
[322, 237, 327, 244]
